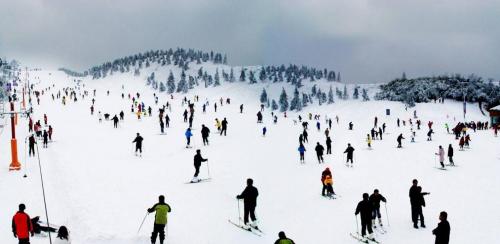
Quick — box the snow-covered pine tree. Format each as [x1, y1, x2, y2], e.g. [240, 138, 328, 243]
[336, 87, 342, 99]
[279, 88, 289, 112]
[188, 76, 195, 89]
[353, 86, 359, 99]
[337, 72, 341, 82]
[159, 82, 166, 92]
[342, 85, 349, 100]
[362, 88, 370, 101]
[249, 71, 257, 84]
[260, 88, 268, 104]
[290, 87, 302, 111]
[167, 71, 176, 93]
[259, 68, 267, 81]
[328, 86, 334, 104]
[214, 69, 221, 87]
[302, 93, 309, 108]
[311, 85, 317, 96]
[240, 69, 246, 82]
[271, 99, 278, 111]
[229, 68, 235, 83]
[177, 70, 188, 93]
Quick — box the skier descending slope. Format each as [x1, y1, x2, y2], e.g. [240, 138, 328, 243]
[447, 144, 455, 166]
[343, 143, 355, 167]
[435, 145, 445, 168]
[325, 136, 332, 155]
[147, 195, 172, 244]
[315, 142, 325, 163]
[191, 150, 208, 183]
[369, 189, 387, 229]
[185, 128, 193, 148]
[201, 125, 210, 146]
[298, 143, 306, 164]
[132, 133, 144, 156]
[236, 178, 259, 229]
[354, 193, 377, 242]
[397, 133, 405, 148]
[321, 167, 332, 196]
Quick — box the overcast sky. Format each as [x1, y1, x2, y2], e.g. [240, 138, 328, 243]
[1, 0, 499, 83]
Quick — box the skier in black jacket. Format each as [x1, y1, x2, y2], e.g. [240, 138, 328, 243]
[397, 133, 405, 148]
[220, 118, 228, 136]
[132, 133, 144, 155]
[343, 143, 355, 166]
[369, 189, 386, 227]
[236, 178, 259, 228]
[201, 125, 210, 146]
[315, 142, 325, 163]
[409, 179, 430, 228]
[355, 193, 374, 239]
[192, 150, 208, 182]
[432, 211, 450, 244]
[326, 136, 332, 154]
[447, 144, 454, 166]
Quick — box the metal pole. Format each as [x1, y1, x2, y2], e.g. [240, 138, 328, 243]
[137, 212, 149, 234]
[384, 202, 390, 227]
[35, 142, 52, 244]
[355, 214, 359, 234]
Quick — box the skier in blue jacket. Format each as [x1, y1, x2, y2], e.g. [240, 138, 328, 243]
[185, 128, 193, 148]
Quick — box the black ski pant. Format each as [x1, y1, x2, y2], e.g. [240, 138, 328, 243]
[243, 205, 256, 224]
[114, 122, 118, 128]
[411, 205, 424, 226]
[449, 156, 454, 164]
[136, 146, 142, 153]
[322, 183, 328, 196]
[326, 146, 331, 154]
[317, 154, 323, 163]
[220, 128, 227, 136]
[346, 156, 353, 164]
[300, 153, 304, 161]
[186, 137, 191, 146]
[29, 146, 35, 156]
[372, 207, 382, 219]
[194, 164, 200, 177]
[151, 223, 165, 244]
[360, 219, 373, 236]
[202, 136, 209, 145]
[18, 238, 30, 244]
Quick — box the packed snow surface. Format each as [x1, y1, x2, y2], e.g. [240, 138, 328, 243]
[1, 70, 499, 244]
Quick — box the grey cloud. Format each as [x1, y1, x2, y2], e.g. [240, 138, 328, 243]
[1, 0, 499, 83]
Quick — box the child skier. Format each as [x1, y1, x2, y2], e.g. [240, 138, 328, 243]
[185, 128, 193, 148]
[298, 144, 306, 163]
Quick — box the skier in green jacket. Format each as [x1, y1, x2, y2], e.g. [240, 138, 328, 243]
[147, 195, 172, 244]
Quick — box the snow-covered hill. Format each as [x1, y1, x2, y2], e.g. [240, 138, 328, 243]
[1, 68, 499, 244]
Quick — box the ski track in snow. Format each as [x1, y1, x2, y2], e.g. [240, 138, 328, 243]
[1, 69, 499, 244]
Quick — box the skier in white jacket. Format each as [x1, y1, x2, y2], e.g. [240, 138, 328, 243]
[435, 145, 445, 168]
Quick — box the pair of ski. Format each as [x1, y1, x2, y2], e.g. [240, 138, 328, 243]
[185, 178, 211, 184]
[228, 219, 263, 236]
[350, 232, 380, 243]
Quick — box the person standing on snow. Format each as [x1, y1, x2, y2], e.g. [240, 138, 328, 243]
[369, 189, 387, 228]
[274, 231, 295, 244]
[409, 179, 430, 229]
[447, 144, 454, 166]
[147, 195, 172, 244]
[343, 143, 355, 166]
[112, 115, 119, 128]
[321, 167, 332, 196]
[397, 133, 405, 148]
[42, 130, 49, 148]
[355, 193, 374, 240]
[28, 134, 36, 157]
[315, 142, 325, 163]
[12, 203, 34, 244]
[192, 150, 208, 182]
[325, 136, 332, 154]
[201, 125, 210, 146]
[236, 178, 259, 228]
[435, 145, 445, 168]
[302, 129, 309, 143]
[432, 211, 450, 244]
[366, 134, 372, 149]
[185, 128, 193, 148]
[220, 118, 228, 136]
[298, 144, 306, 163]
[132, 133, 144, 155]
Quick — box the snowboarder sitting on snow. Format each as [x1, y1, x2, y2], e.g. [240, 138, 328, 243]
[192, 150, 208, 182]
[31, 216, 57, 234]
[236, 178, 259, 228]
[274, 231, 295, 244]
[343, 143, 355, 166]
[147, 195, 172, 244]
[355, 193, 374, 239]
[369, 189, 386, 228]
[132, 133, 144, 155]
[55, 226, 71, 244]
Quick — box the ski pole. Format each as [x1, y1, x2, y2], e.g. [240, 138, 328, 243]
[206, 160, 211, 179]
[384, 202, 390, 227]
[137, 212, 149, 234]
[355, 214, 359, 234]
[23, 137, 28, 178]
[237, 200, 241, 225]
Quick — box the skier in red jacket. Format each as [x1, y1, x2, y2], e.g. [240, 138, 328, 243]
[12, 203, 34, 244]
